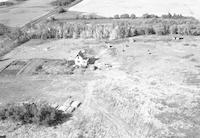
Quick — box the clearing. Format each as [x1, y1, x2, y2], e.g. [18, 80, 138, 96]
[0, 36, 200, 137]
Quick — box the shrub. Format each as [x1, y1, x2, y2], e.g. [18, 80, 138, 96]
[143, 25, 155, 35]
[15, 0, 28, 1]
[169, 25, 178, 34]
[177, 24, 189, 35]
[129, 27, 137, 36]
[0, 23, 10, 35]
[142, 13, 158, 18]
[6, 28, 30, 44]
[51, 0, 76, 6]
[161, 13, 172, 19]
[153, 24, 169, 35]
[189, 25, 200, 36]
[135, 27, 145, 35]
[130, 14, 136, 19]
[109, 26, 120, 40]
[172, 13, 184, 19]
[114, 14, 120, 19]
[120, 14, 130, 19]
[0, 102, 72, 127]
[0, 1, 14, 6]
[58, 7, 66, 13]
[49, 16, 56, 21]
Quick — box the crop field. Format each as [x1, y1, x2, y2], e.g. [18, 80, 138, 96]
[0, 0, 55, 27]
[70, 0, 200, 19]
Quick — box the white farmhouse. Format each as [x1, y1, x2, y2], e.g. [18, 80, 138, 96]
[75, 50, 89, 68]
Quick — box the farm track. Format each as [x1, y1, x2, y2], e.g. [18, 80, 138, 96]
[21, 0, 83, 30]
[92, 101, 135, 138]
[84, 80, 135, 138]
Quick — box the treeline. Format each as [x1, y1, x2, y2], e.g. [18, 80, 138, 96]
[1, 17, 200, 57]
[0, 0, 27, 7]
[0, 28, 29, 57]
[51, 0, 76, 6]
[113, 13, 193, 19]
[24, 18, 200, 40]
[0, 23, 10, 35]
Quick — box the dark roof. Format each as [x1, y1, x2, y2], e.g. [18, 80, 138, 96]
[77, 51, 88, 60]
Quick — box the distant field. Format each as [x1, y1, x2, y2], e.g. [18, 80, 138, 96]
[70, 0, 200, 19]
[0, 0, 55, 27]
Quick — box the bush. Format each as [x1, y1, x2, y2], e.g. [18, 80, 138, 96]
[143, 25, 155, 35]
[142, 13, 158, 18]
[114, 14, 120, 19]
[130, 14, 136, 19]
[153, 24, 169, 35]
[120, 14, 130, 19]
[169, 25, 178, 34]
[0, 102, 72, 127]
[0, 23, 10, 35]
[15, 0, 27, 1]
[7, 28, 30, 44]
[0, 1, 14, 6]
[161, 13, 172, 19]
[162, 13, 187, 19]
[58, 7, 66, 13]
[189, 25, 200, 36]
[51, 0, 76, 6]
[177, 24, 187, 35]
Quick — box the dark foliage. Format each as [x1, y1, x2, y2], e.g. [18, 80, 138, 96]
[0, 23, 10, 35]
[130, 14, 136, 19]
[6, 28, 30, 44]
[114, 14, 120, 19]
[57, 7, 66, 13]
[162, 13, 188, 19]
[0, 1, 14, 6]
[142, 13, 158, 18]
[0, 102, 72, 127]
[51, 0, 76, 6]
[120, 14, 130, 19]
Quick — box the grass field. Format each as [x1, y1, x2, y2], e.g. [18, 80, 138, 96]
[70, 0, 200, 19]
[0, 36, 200, 137]
[0, 0, 200, 137]
[0, 0, 55, 27]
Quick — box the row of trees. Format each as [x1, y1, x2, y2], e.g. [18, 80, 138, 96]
[1, 17, 200, 57]
[0, 23, 10, 35]
[113, 13, 189, 19]
[24, 18, 200, 40]
[161, 13, 187, 19]
[114, 14, 136, 19]
[51, 0, 76, 6]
